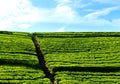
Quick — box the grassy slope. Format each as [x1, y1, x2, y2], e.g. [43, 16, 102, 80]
[1, 31, 120, 84]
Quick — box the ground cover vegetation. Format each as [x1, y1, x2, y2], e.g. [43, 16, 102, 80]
[0, 31, 120, 84]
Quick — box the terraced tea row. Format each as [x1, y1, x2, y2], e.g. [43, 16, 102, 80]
[45, 52, 120, 68]
[35, 32, 120, 37]
[56, 71, 120, 84]
[36, 36, 120, 68]
[39, 37, 120, 53]
[0, 53, 51, 83]
[0, 33, 35, 53]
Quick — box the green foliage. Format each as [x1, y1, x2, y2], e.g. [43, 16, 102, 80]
[56, 71, 120, 84]
[37, 32, 120, 83]
[0, 32, 51, 84]
[0, 31, 13, 35]
[35, 32, 120, 38]
[1, 31, 120, 83]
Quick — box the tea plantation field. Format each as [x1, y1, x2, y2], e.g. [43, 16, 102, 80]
[0, 32, 51, 84]
[1, 31, 120, 84]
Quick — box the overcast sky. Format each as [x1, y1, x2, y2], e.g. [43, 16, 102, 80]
[0, 0, 120, 32]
